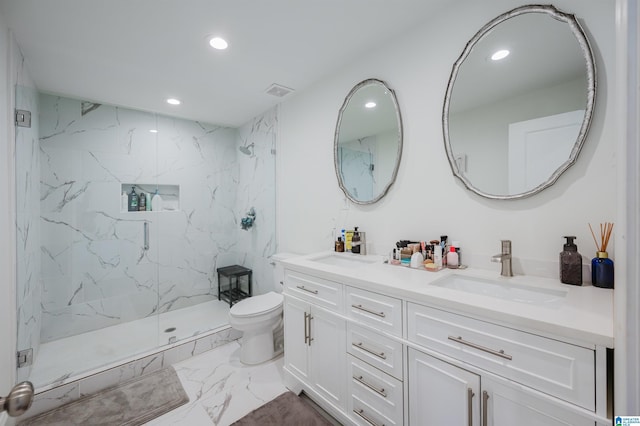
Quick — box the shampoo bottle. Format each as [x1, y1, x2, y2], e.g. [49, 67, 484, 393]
[128, 187, 138, 212]
[151, 190, 163, 212]
[560, 236, 582, 286]
[121, 191, 128, 211]
[138, 191, 146, 211]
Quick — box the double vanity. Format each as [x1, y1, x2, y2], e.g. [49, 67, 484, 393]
[281, 252, 613, 426]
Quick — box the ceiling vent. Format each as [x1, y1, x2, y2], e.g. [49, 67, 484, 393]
[265, 83, 295, 98]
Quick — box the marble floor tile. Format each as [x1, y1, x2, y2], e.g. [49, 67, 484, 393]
[146, 340, 288, 426]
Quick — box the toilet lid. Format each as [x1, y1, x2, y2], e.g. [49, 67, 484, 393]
[230, 292, 283, 317]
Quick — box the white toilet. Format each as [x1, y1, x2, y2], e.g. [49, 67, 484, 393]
[228, 253, 295, 365]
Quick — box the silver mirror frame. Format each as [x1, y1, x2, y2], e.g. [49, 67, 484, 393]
[442, 5, 596, 200]
[334, 78, 403, 205]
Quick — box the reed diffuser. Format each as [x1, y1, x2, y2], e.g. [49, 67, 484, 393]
[588, 222, 614, 288]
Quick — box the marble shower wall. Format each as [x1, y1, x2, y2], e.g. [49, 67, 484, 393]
[15, 84, 42, 381]
[235, 108, 277, 296]
[38, 94, 275, 343]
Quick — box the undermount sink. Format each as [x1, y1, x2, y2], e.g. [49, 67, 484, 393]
[310, 254, 378, 268]
[431, 274, 567, 307]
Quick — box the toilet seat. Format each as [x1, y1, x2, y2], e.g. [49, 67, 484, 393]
[230, 292, 283, 318]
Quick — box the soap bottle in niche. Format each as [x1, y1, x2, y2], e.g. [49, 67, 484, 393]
[138, 191, 147, 211]
[128, 187, 138, 212]
[351, 227, 361, 254]
[121, 191, 128, 211]
[560, 236, 582, 286]
[145, 192, 151, 211]
[151, 189, 163, 212]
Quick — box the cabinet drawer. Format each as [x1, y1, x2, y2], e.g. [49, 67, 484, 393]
[346, 287, 402, 337]
[348, 354, 403, 426]
[407, 303, 595, 411]
[284, 270, 343, 311]
[348, 323, 403, 380]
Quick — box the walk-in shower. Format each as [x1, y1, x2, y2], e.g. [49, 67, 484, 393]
[15, 87, 276, 390]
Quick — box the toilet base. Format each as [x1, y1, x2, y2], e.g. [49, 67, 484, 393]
[240, 328, 283, 365]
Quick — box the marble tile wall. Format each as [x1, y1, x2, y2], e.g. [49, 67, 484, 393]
[15, 84, 42, 382]
[37, 94, 276, 342]
[235, 108, 277, 295]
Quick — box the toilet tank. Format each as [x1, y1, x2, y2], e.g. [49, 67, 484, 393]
[270, 253, 298, 293]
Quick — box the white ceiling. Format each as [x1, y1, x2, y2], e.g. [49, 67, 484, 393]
[0, 0, 452, 127]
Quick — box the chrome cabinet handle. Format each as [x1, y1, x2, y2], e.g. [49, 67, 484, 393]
[296, 285, 318, 294]
[468, 388, 474, 426]
[448, 335, 513, 360]
[482, 390, 489, 426]
[353, 408, 384, 426]
[304, 312, 309, 345]
[351, 304, 385, 318]
[0, 381, 34, 417]
[353, 375, 387, 398]
[143, 222, 149, 251]
[308, 314, 313, 346]
[353, 342, 386, 360]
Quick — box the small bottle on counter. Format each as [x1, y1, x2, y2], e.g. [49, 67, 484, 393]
[335, 237, 345, 252]
[351, 227, 361, 254]
[560, 236, 582, 286]
[446, 246, 459, 269]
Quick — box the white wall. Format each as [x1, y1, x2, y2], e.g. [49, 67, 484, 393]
[277, 0, 616, 279]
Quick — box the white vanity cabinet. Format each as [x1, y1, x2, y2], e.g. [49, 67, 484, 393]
[408, 302, 605, 425]
[283, 270, 346, 411]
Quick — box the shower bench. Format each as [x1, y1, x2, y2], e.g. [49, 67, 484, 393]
[217, 265, 252, 306]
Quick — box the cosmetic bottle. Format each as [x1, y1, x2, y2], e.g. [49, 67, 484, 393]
[592, 252, 614, 288]
[351, 227, 361, 254]
[446, 246, 459, 269]
[335, 237, 344, 252]
[138, 191, 147, 211]
[560, 236, 582, 286]
[452, 241, 461, 265]
[128, 187, 138, 212]
[151, 190, 163, 212]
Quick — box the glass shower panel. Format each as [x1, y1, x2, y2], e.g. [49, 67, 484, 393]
[17, 93, 162, 388]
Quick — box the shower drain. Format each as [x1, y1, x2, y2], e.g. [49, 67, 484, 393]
[164, 327, 176, 333]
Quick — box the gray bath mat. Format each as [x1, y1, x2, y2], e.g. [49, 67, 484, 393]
[232, 391, 334, 426]
[19, 367, 189, 426]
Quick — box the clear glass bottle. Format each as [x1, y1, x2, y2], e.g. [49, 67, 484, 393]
[592, 251, 614, 288]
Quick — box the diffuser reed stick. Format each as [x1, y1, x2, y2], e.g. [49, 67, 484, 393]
[588, 222, 614, 252]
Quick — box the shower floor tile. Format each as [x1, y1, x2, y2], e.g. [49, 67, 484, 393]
[29, 300, 231, 389]
[145, 340, 288, 425]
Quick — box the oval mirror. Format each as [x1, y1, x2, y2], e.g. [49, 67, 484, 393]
[443, 5, 596, 200]
[335, 79, 403, 204]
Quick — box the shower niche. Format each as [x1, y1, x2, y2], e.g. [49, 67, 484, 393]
[120, 183, 180, 212]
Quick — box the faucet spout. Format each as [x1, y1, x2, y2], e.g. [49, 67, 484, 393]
[492, 240, 513, 277]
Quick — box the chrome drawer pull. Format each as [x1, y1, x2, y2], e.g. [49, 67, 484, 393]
[296, 285, 318, 294]
[353, 342, 386, 360]
[353, 375, 387, 398]
[354, 409, 384, 426]
[351, 304, 386, 318]
[448, 335, 513, 361]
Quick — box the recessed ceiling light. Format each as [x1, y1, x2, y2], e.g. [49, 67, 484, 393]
[149, 129, 158, 133]
[491, 49, 510, 61]
[209, 37, 228, 50]
[166, 98, 181, 105]
[365, 101, 377, 109]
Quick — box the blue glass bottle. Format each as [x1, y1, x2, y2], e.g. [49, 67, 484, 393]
[591, 251, 614, 288]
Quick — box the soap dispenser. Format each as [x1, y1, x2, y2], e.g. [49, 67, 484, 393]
[560, 236, 582, 286]
[351, 227, 361, 254]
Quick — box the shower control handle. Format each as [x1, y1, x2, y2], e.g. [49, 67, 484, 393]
[0, 381, 34, 417]
[143, 222, 149, 251]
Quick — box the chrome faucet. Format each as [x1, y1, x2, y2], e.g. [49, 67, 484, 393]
[491, 240, 513, 277]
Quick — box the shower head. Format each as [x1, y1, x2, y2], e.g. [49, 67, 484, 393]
[239, 143, 254, 156]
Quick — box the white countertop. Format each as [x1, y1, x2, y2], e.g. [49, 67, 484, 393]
[282, 251, 614, 348]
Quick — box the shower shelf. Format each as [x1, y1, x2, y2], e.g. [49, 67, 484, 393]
[121, 183, 180, 212]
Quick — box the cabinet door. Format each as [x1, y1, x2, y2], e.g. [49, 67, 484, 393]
[482, 376, 596, 426]
[409, 348, 480, 426]
[284, 296, 310, 382]
[310, 305, 346, 410]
